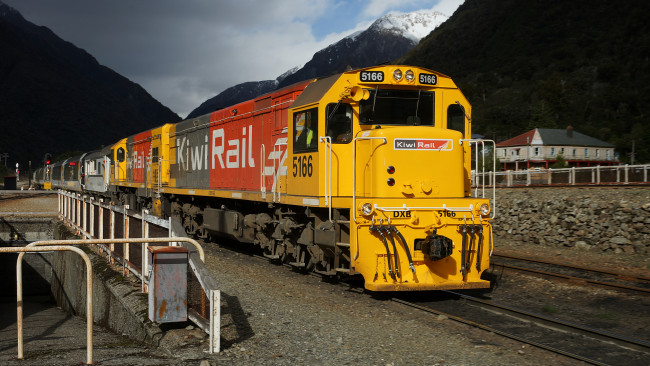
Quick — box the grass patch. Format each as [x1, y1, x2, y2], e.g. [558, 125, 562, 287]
[542, 304, 557, 313]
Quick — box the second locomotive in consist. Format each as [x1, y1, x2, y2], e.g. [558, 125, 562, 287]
[35, 65, 495, 291]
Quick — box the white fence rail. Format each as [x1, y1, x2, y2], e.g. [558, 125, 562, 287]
[473, 164, 650, 187]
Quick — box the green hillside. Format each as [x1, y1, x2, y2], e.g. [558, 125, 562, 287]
[401, 0, 650, 163]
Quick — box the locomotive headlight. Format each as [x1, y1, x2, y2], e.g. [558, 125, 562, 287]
[361, 203, 374, 216]
[387, 165, 395, 174]
[387, 177, 396, 186]
[393, 69, 403, 81]
[479, 203, 490, 216]
[405, 69, 415, 81]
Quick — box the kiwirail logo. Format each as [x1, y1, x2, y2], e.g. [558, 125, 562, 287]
[393, 138, 452, 151]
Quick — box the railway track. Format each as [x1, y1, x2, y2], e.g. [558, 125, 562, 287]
[395, 290, 650, 366]
[491, 253, 650, 293]
[235, 242, 650, 365]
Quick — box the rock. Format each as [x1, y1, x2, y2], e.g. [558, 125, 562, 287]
[611, 236, 631, 245]
[575, 241, 591, 250]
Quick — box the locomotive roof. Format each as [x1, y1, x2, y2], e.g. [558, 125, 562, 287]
[291, 73, 341, 109]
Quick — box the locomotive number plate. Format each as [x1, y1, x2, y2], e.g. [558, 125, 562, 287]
[360, 71, 384, 82]
[419, 73, 437, 85]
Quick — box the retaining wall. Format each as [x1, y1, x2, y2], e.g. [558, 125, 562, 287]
[492, 187, 650, 254]
[47, 225, 164, 346]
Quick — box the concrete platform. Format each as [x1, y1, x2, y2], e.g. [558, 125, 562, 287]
[0, 299, 199, 365]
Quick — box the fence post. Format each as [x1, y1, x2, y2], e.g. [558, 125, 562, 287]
[624, 164, 629, 184]
[123, 205, 130, 275]
[82, 196, 87, 234]
[616, 166, 620, 183]
[109, 207, 115, 263]
[596, 165, 601, 184]
[526, 169, 531, 186]
[571, 167, 576, 185]
[645, 165, 648, 183]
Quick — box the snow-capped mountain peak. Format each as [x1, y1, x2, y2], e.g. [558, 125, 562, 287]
[369, 10, 448, 42]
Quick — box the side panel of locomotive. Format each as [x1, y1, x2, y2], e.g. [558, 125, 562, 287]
[166, 81, 310, 197]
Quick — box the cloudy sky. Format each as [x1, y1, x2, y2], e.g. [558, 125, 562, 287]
[4, 0, 463, 118]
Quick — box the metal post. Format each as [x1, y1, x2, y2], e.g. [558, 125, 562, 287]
[89, 198, 95, 237]
[76, 194, 81, 227]
[98, 202, 104, 254]
[142, 209, 149, 292]
[209, 289, 221, 353]
[83, 196, 87, 234]
[571, 167, 576, 185]
[109, 208, 115, 263]
[123, 206, 129, 275]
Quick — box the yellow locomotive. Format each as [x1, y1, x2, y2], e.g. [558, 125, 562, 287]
[36, 65, 495, 291]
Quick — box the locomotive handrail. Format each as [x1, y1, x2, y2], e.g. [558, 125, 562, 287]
[352, 136, 387, 223]
[319, 136, 333, 221]
[373, 203, 475, 212]
[462, 138, 496, 219]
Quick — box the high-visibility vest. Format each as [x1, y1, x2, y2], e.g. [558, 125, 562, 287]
[306, 129, 313, 145]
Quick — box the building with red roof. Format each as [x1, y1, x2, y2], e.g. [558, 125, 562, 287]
[495, 127, 618, 170]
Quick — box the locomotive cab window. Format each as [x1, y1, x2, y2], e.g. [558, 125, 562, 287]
[116, 147, 125, 162]
[447, 104, 465, 136]
[359, 89, 434, 126]
[293, 108, 319, 153]
[326, 103, 353, 143]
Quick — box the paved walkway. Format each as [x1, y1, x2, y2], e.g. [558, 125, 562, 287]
[0, 299, 200, 365]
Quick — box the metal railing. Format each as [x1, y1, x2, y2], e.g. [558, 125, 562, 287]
[57, 190, 221, 353]
[473, 164, 650, 187]
[467, 139, 497, 218]
[0, 245, 94, 365]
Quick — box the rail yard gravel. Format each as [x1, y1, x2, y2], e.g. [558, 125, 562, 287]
[2, 191, 649, 365]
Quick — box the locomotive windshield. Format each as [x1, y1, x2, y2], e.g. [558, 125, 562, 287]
[359, 89, 434, 126]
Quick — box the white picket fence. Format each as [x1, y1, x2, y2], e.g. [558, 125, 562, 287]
[473, 164, 650, 187]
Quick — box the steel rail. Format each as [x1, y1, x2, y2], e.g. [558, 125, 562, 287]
[494, 261, 650, 294]
[444, 290, 650, 353]
[391, 297, 610, 366]
[493, 253, 650, 282]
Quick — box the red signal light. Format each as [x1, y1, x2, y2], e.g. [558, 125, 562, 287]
[46, 160, 51, 165]
[387, 178, 395, 186]
[387, 165, 395, 174]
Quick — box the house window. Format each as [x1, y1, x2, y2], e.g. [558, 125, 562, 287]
[606, 150, 611, 160]
[551, 147, 555, 157]
[560, 148, 565, 155]
[584, 148, 589, 158]
[534, 147, 540, 156]
[572, 148, 577, 157]
[596, 149, 600, 158]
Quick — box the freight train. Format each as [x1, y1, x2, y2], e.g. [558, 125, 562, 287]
[34, 65, 495, 291]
